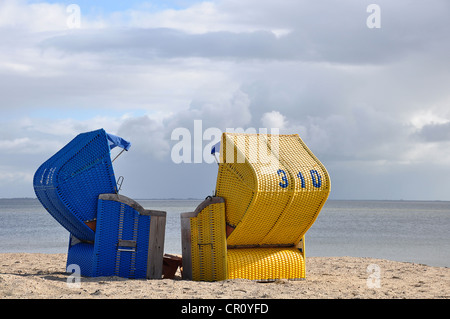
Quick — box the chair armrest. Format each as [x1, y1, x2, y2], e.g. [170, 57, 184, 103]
[181, 196, 226, 281]
[97, 193, 166, 279]
[98, 193, 166, 217]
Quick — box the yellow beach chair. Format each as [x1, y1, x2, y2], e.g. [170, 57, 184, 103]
[181, 133, 330, 281]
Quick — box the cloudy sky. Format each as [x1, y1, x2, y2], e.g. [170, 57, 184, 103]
[1, 0, 450, 200]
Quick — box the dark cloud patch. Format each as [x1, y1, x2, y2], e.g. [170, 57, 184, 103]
[417, 122, 450, 142]
[37, 0, 450, 66]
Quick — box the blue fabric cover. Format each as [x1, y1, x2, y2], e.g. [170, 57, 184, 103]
[211, 141, 220, 154]
[106, 132, 131, 151]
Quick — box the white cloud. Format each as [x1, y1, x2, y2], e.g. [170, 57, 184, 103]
[121, 1, 294, 36]
[261, 111, 287, 129]
[410, 110, 450, 130]
[0, 0, 68, 32]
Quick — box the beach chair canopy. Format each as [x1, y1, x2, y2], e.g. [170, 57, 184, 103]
[33, 129, 129, 242]
[217, 133, 330, 247]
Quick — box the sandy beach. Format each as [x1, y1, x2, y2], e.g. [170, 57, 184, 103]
[0, 253, 448, 300]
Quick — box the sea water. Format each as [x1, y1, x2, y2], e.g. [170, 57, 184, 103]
[0, 198, 449, 267]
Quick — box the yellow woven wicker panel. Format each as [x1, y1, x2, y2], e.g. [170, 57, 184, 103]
[215, 163, 255, 228]
[217, 133, 294, 246]
[260, 135, 331, 245]
[226, 190, 292, 245]
[216, 134, 259, 228]
[190, 202, 227, 281]
[216, 133, 330, 247]
[227, 247, 305, 280]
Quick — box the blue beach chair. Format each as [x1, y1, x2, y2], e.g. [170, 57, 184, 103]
[33, 129, 166, 279]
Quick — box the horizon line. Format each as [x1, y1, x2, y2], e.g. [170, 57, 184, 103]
[1, 197, 450, 203]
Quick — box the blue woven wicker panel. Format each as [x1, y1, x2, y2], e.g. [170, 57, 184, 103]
[66, 240, 95, 277]
[92, 198, 151, 278]
[33, 129, 117, 241]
